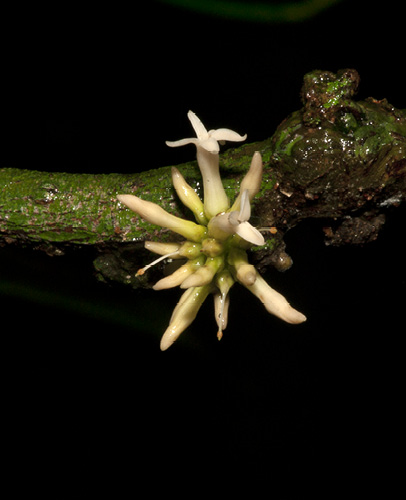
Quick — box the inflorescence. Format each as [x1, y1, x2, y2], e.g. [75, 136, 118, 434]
[118, 111, 306, 350]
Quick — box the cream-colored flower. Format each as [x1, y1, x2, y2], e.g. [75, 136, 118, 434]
[166, 110, 247, 154]
[118, 112, 306, 350]
[166, 110, 246, 219]
[208, 189, 265, 246]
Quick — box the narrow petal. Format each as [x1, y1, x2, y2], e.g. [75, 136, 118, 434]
[187, 110, 209, 140]
[209, 128, 247, 143]
[117, 194, 206, 242]
[166, 138, 200, 148]
[245, 272, 307, 325]
[171, 167, 208, 225]
[235, 221, 265, 246]
[160, 285, 211, 350]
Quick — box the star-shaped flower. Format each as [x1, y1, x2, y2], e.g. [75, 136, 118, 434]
[208, 188, 265, 246]
[118, 111, 306, 350]
[166, 109, 247, 154]
[167, 110, 247, 219]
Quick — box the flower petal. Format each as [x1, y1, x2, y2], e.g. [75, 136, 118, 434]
[208, 213, 236, 240]
[209, 128, 247, 143]
[187, 110, 209, 140]
[166, 138, 200, 148]
[228, 211, 240, 226]
[235, 221, 265, 246]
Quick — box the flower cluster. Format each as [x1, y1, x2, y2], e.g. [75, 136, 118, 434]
[118, 111, 306, 350]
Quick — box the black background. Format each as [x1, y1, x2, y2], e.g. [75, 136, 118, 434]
[2, 0, 405, 495]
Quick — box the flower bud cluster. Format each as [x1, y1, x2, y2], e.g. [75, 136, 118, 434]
[118, 111, 306, 350]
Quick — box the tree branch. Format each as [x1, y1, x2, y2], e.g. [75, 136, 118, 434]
[1, 69, 405, 288]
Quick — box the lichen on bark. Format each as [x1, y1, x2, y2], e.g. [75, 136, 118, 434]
[0, 69, 405, 288]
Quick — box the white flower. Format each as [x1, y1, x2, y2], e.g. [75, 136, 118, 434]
[207, 150, 265, 246]
[117, 111, 306, 350]
[208, 189, 265, 246]
[166, 110, 247, 154]
[166, 110, 246, 219]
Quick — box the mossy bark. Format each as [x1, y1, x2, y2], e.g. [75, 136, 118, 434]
[1, 69, 405, 288]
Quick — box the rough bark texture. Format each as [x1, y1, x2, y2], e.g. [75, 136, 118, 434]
[1, 69, 405, 288]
